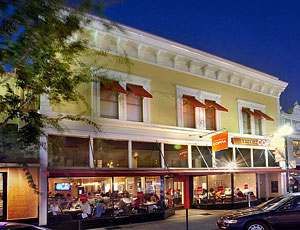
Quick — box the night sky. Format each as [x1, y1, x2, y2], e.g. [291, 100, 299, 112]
[103, 0, 300, 111]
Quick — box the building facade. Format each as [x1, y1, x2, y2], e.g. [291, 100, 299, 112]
[38, 15, 288, 226]
[281, 102, 300, 192]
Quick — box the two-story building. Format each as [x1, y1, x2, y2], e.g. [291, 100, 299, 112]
[38, 15, 288, 226]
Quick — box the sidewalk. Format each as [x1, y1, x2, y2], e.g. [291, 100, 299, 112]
[89, 209, 228, 230]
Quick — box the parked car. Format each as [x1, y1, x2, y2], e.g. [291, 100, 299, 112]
[217, 192, 300, 230]
[0, 222, 50, 230]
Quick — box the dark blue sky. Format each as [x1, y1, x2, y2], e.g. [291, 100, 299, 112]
[104, 0, 300, 111]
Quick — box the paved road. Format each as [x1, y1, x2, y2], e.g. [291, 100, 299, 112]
[91, 209, 228, 230]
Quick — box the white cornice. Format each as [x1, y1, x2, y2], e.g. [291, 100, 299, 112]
[82, 14, 288, 98]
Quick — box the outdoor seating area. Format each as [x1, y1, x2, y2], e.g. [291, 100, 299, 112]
[48, 176, 171, 224]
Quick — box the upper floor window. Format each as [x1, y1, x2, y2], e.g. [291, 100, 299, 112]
[205, 100, 217, 130]
[293, 140, 300, 158]
[126, 90, 143, 122]
[92, 70, 152, 123]
[100, 85, 119, 119]
[238, 100, 273, 136]
[182, 95, 205, 128]
[177, 86, 227, 130]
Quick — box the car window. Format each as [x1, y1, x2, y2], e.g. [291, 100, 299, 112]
[290, 197, 300, 211]
[257, 196, 295, 211]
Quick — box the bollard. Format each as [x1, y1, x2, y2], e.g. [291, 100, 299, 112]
[247, 193, 251, 208]
[186, 208, 189, 230]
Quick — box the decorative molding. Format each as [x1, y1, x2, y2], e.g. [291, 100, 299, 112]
[81, 15, 288, 98]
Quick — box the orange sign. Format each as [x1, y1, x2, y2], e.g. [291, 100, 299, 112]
[231, 137, 270, 147]
[179, 146, 188, 159]
[212, 131, 228, 152]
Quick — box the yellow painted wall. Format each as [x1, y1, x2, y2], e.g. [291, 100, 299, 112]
[52, 51, 279, 135]
[0, 167, 39, 220]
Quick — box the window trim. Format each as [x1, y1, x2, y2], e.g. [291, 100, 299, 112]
[92, 69, 151, 123]
[176, 85, 222, 130]
[237, 99, 266, 136]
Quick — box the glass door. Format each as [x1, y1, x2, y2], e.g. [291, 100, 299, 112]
[0, 173, 7, 220]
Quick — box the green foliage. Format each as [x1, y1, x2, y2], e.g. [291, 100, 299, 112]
[0, 0, 130, 192]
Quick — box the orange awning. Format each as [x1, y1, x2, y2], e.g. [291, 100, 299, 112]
[102, 81, 127, 94]
[127, 84, 153, 98]
[254, 110, 274, 121]
[183, 95, 206, 108]
[206, 100, 228, 112]
[242, 108, 262, 119]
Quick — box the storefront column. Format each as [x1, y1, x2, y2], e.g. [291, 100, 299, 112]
[265, 174, 270, 200]
[265, 150, 269, 167]
[161, 143, 165, 168]
[231, 173, 234, 204]
[257, 174, 261, 199]
[250, 148, 254, 167]
[233, 147, 236, 164]
[160, 176, 165, 211]
[128, 140, 132, 168]
[188, 145, 192, 168]
[39, 135, 48, 226]
[89, 137, 94, 168]
[212, 151, 216, 168]
[281, 172, 287, 194]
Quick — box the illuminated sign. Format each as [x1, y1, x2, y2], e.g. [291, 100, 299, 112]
[212, 131, 228, 152]
[231, 137, 270, 147]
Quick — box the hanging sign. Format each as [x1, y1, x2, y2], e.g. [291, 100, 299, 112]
[212, 131, 228, 152]
[137, 192, 144, 198]
[232, 137, 270, 147]
[197, 187, 203, 192]
[179, 146, 188, 159]
[217, 186, 224, 192]
[244, 184, 248, 189]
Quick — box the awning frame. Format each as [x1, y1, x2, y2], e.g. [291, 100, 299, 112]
[205, 100, 228, 112]
[254, 109, 274, 121]
[242, 108, 262, 119]
[127, 83, 153, 98]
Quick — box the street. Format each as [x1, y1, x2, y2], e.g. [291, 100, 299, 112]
[91, 209, 228, 230]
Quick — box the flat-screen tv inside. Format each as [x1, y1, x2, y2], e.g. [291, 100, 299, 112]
[55, 182, 71, 191]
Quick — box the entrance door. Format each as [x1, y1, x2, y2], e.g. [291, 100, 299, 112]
[174, 181, 184, 207]
[0, 173, 7, 220]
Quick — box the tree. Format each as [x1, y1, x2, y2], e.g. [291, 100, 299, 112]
[0, 0, 129, 192]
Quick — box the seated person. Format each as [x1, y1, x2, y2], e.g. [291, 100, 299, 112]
[235, 188, 243, 197]
[51, 199, 62, 216]
[81, 200, 91, 219]
[215, 191, 222, 200]
[93, 200, 106, 218]
[61, 193, 74, 210]
[133, 198, 141, 209]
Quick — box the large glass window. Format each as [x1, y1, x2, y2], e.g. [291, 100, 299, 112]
[242, 109, 251, 134]
[253, 149, 266, 167]
[192, 146, 212, 168]
[207, 174, 232, 203]
[183, 98, 195, 128]
[164, 144, 188, 168]
[205, 100, 216, 130]
[48, 136, 89, 167]
[164, 177, 174, 209]
[48, 176, 164, 223]
[234, 173, 257, 203]
[293, 140, 300, 158]
[0, 173, 4, 219]
[236, 148, 251, 168]
[100, 87, 118, 119]
[193, 176, 207, 204]
[127, 91, 143, 122]
[215, 148, 233, 168]
[132, 142, 161, 168]
[93, 139, 128, 168]
[255, 118, 262, 135]
[267, 150, 279, 167]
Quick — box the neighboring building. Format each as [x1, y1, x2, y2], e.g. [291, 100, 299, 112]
[0, 79, 40, 222]
[38, 15, 288, 226]
[281, 102, 300, 191]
